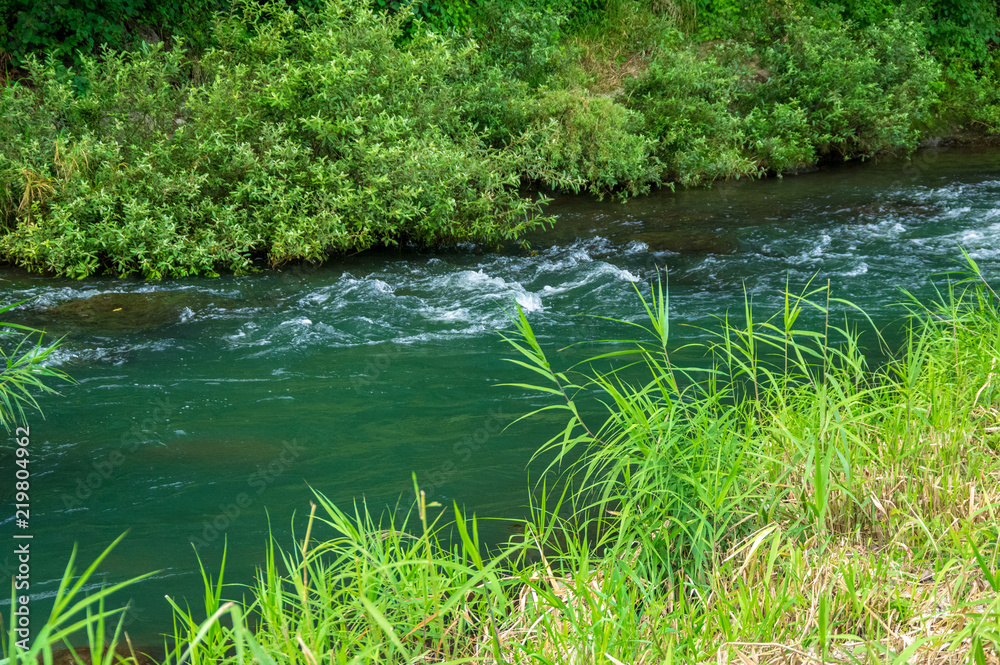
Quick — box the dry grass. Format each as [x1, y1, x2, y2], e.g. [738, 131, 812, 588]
[574, 45, 653, 95]
[16, 168, 55, 220]
[567, 0, 678, 94]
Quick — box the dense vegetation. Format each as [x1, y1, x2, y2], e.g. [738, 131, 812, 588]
[7, 264, 1000, 663]
[0, 0, 998, 277]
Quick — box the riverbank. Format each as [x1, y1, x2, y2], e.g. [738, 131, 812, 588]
[8, 259, 1000, 664]
[1, 0, 997, 278]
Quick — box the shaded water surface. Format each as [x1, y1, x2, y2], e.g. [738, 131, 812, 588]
[1, 146, 999, 641]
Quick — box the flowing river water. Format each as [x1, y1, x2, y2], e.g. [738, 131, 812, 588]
[1, 146, 999, 642]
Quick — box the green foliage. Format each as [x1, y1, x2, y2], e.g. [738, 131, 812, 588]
[0, 0, 224, 67]
[503, 279, 757, 582]
[795, 0, 999, 135]
[130, 489, 526, 664]
[3, 534, 154, 663]
[694, 0, 772, 41]
[757, 9, 942, 157]
[625, 38, 761, 184]
[827, 0, 1000, 70]
[559, 0, 609, 29]
[450, 2, 569, 149]
[930, 50, 1000, 132]
[502, 266, 1000, 658]
[927, 0, 1000, 68]
[467, 2, 567, 87]
[520, 88, 660, 197]
[626, 7, 941, 182]
[2, 0, 998, 277]
[741, 101, 816, 173]
[371, 0, 475, 35]
[0, 302, 67, 430]
[0, 0, 552, 277]
[244, 489, 515, 663]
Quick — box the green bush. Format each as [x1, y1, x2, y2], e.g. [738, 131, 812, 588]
[2, 0, 995, 280]
[794, 0, 998, 134]
[467, 2, 567, 88]
[519, 88, 660, 197]
[0, 0, 223, 67]
[626, 8, 941, 180]
[0, 0, 549, 277]
[694, 0, 774, 42]
[928, 0, 1000, 69]
[742, 102, 816, 173]
[829, 0, 1000, 70]
[757, 11, 941, 157]
[931, 53, 1000, 133]
[625, 38, 760, 185]
[454, 3, 568, 149]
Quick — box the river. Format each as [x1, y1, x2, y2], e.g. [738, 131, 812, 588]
[0, 145, 998, 642]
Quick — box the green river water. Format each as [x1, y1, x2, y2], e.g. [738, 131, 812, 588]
[1, 146, 999, 643]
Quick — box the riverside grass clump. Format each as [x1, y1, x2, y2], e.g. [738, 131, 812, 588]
[6, 261, 1000, 664]
[0, 301, 67, 430]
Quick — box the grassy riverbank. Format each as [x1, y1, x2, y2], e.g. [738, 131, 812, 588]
[7, 263, 1000, 664]
[1, 0, 998, 277]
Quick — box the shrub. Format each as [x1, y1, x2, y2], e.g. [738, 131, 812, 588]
[931, 53, 1000, 133]
[625, 37, 761, 185]
[0, 0, 549, 277]
[628, 7, 942, 182]
[519, 88, 661, 197]
[0, 0, 223, 67]
[467, 2, 567, 88]
[742, 102, 817, 173]
[756, 9, 942, 157]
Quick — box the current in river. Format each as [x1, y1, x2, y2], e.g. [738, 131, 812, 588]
[0, 145, 998, 642]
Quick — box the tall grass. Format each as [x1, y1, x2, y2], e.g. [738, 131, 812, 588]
[0, 301, 68, 430]
[5, 264, 1000, 663]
